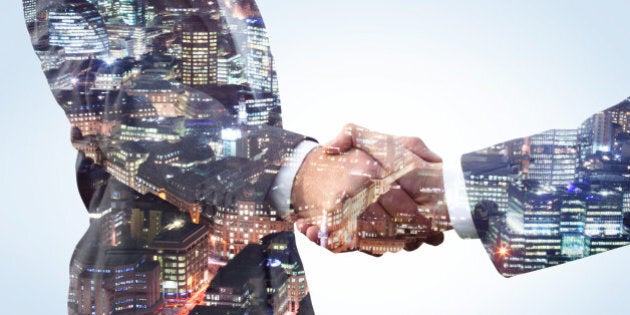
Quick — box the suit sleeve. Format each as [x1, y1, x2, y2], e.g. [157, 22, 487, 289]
[459, 99, 630, 277]
[25, 0, 317, 313]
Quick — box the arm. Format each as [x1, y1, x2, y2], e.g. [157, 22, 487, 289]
[293, 124, 452, 255]
[460, 100, 630, 277]
[25, 1, 319, 313]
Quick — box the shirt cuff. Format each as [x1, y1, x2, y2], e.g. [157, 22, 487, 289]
[443, 155, 478, 239]
[269, 140, 319, 220]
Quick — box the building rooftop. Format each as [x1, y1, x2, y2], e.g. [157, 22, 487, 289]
[150, 221, 208, 250]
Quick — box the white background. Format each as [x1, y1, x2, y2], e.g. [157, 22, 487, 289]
[3, 0, 630, 314]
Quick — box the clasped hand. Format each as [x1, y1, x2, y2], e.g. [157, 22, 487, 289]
[291, 124, 451, 256]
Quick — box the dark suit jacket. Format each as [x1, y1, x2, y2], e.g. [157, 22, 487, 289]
[462, 99, 630, 277]
[25, 1, 314, 313]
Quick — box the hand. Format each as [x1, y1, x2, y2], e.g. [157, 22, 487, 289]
[326, 124, 452, 245]
[292, 125, 451, 256]
[291, 145, 382, 252]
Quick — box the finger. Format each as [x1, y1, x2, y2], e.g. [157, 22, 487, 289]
[295, 219, 310, 234]
[397, 136, 442, 163]
[404, 238, 423, 252]
[403, 231, 443, 251]
[377, 188, 422, 223]
[425, 232, 445, 246]
[396, 162, 445, 205]
[326, 124, 403, 173]
[357, 202, 407, 254]
[324, 123, 360, 154]
[305, 225, 321, 244]
[360, 250, 384, 257]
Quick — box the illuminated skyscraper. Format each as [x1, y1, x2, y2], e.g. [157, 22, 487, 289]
[559, 197, 587, 258]
[22, 0, 37, 24]
[528, 129, 577, 187]
[47, 1, 109, 60]
[462, 153, 512, 214]
[506, 182, 560, 236]
[97, 0, 114, 16]
[150, 222, 210, 305]
[120, 0, 146, 26]
[218, 53, 245, 86]
[181, 15, 219, 86]
[245, 18, 274, 93]
[585, 189, 623, 236]
[68, 246, 162, 315]
[610, 100, 630, 134]
[107, 25, 147, 59]
[593, 111, 613, 153]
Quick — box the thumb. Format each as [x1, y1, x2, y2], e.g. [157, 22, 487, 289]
[324, 123, 403, 173]
[324, 123, 361, 155]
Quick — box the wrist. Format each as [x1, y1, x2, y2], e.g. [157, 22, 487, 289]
[269, 140, 319, 220]
[442, 154, 478, 239]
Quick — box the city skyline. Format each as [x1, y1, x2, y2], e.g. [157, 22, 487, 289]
[10, 1, 630, 314]
[463, 100, 630, 276]
[23, 1, 445, 314]
[26, 0, 313, 313]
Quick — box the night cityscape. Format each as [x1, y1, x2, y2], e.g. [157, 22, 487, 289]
[463, 100, 630, 277]
[25, 0, 311, 313]
[22, 0, 451, 314]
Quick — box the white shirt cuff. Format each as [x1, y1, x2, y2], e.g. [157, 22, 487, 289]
[443, 155, 478, 239]
[269, 140, 319, 220]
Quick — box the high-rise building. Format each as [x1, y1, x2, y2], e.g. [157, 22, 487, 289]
[528, 129, 578, 187]
[559, 196, 587, 258]
[593, 111, 613, 153]
[22, 0, 37, 24]
[585, 189, 623, 236]
[204, 244, 289, 314]
[462, 153, 512, 214]
[96, 0, 114, 17]
[106, 25, 148, 59]
[68, 247, 162, 315]
[218, 53, 245, 85]
[610, 99, 630, 134]
[506, 182, 561, 236]
[120, 0, 146, 26]
[150, 221, 210, 305]
[47, 1, 110, 60]
[181, 15, 219, 87]
[244, 18, 273, 93]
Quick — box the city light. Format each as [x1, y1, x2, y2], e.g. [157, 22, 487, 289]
[497, 246, 509, 257]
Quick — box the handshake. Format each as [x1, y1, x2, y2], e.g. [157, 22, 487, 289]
[288, 124, 452, 256]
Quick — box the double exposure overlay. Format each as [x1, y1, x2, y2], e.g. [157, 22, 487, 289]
[463, 100, 630, 277]
[24, 0, 312, 314]
[293, 125, 451, 255]
[22, 0, 451, 314]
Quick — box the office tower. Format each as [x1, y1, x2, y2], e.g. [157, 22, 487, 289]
[181, 15, 219, 87]
[462, 152, 512, 214]
[120, 0, 146, 26]
[22, 0, 37, 24]
[610, 99, 630, 134]
[559, 196, 587, 258]
[593, 111, 614, 153]
[528, 129, 578, 187]
[218, 53, 245, 85]
[48, 1, 109, 60]
[150, 222, 210, 305]
[68, 247, 162, 315]
[96, 0, 114, 16]
[245, 18, 274, 93]
[204, 244, 290, 314]
[585, 189, 623, 236]
[507, 182, 561, 236]
[106, 25, 148, 59]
